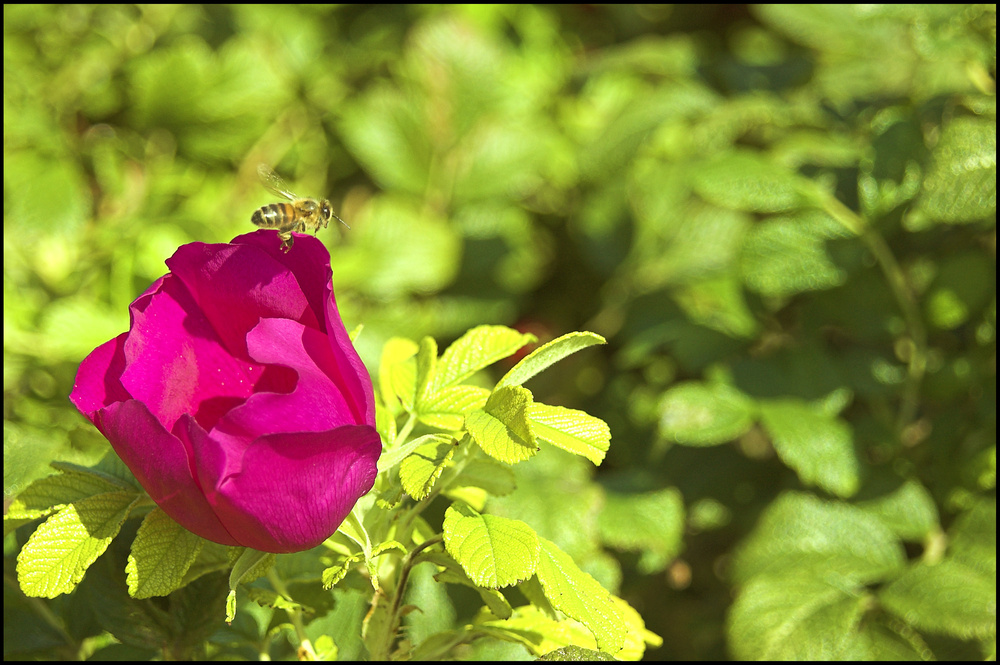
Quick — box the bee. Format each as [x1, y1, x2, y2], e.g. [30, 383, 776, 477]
[251, 164, 349, 251]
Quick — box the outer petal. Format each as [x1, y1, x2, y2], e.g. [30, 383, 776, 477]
[69, 274, 168, 418]
[70, 333, 130, 421]
[198, 425, 381, 552]
[324, 287, 377, 426]
[99, 401, 239, 546]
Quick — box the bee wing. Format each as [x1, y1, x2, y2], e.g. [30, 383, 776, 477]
[257, 164, 299, 201]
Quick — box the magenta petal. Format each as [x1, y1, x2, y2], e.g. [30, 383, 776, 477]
[324, 289, 377, 426]
[230, 231, 333, 329]
[70, 333, 130, 421]
[100, 402, 239, 546]
[209, 426, 381, 552]
[216, 318, 359, 437]
[120, 275, 263, 432]
[166, 239, 322, 356]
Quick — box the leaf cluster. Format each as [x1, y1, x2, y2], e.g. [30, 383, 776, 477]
[333, 325, 659, 659]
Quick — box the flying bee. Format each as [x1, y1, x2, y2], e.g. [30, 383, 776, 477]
[251, 164, 349, 252]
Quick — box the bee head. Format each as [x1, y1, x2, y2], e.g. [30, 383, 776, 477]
[319, 200, 333, 229]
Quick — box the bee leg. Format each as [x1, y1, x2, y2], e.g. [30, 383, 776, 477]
[278, 231, 293, 252]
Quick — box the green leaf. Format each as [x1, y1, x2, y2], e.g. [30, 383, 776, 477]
[322, 553, 362, 589]
[658, 382, 755, 446]
[879, 559, 996, 640]
[728, 572, 871, 660]
[856, 479, 939, 541]
[380, 337, 418, 411]
[337, 197, 462, 299]
[413, 336, 438, 410]
[399, 435, 457, 500]
[740, 209, 852, 297]
[758, 399, 860, 497]
[538, 645, 617, 661]
[312, 635, 339, 662]
[442, 503, 539, 588]
[477, 604, 600, 656]
[497, 331, 606, 389]
[924, 250, 994, 330]
[229, 548, 274, 588]
[615, 595, 664, 660]
[434, 325, 536, 390]
[528, 402, 610, 465]
[449, 459, 517, 497]
[365, 541, 407, 592]
[692, 150, 813, 213]
[598, 488, 685, 574]
[227, 548, 275, 621]
[6, 468, 131, 521]
[125, 507, 204, 599]
[915, 116, 996, 224]
[948, 499, 995, 579]
[731, 492, 905, 585]
[339, 84, 433, 195]
[536, 537, 627, 654]
[466, 385, 539, 464]
[378, 432, 453, 474]
[247, 586, 308, 614]
[418, 384, 490, 430]
[337, 508, 373, 555]
[426, 552, 514, 620]
[52, 456, 141, 491]
[16, 491, 140, 598]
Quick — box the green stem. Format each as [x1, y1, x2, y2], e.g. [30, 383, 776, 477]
[394, 413, 418, 448]
[821, 193, 928, 436]
[267, 568, 316, 660]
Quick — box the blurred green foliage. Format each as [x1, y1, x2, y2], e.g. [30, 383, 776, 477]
[4, 4, 996, 660]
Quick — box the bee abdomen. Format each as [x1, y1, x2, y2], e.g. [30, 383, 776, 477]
[252, 203, 294, 229]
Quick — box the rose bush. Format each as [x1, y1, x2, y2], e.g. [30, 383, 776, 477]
[70, 231, 381, 553]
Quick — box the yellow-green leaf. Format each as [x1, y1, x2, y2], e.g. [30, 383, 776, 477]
[126, 507, 204, 598]
[536, 537, 627, 654]
[528, 402, 610, 465]
[399, 435, 457, 500]
[443, 503, 539, 588]
[16, 491, 140, 598]
[466, 385, 538, 464]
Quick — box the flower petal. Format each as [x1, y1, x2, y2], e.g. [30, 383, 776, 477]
[120, 275, 264, 432]
[216, 318, 360, 437]
[70, 333, 130, 421]
[207, 426, 381, 552]
[231, 231, 333, 331]
[166, 236, 324, 357]
[324, 287, 377, 426]
[100, 401, 240, 546]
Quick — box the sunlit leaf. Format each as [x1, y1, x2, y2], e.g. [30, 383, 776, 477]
[466, 385, 538, 464]
[126, 508, 204, 599]
[17, 492, 140, 598]
[443, 503, 539, 588]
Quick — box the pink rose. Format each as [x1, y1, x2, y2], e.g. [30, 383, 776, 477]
[70, 231, 381, 553]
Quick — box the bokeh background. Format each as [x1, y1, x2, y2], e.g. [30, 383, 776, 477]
[4, 5, 995, 660]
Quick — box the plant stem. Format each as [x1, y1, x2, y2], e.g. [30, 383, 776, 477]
[267, 568, 317, 660]
[821, 192, 928, 437]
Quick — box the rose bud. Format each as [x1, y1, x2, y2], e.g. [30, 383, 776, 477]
[70, 231, 381, 553]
